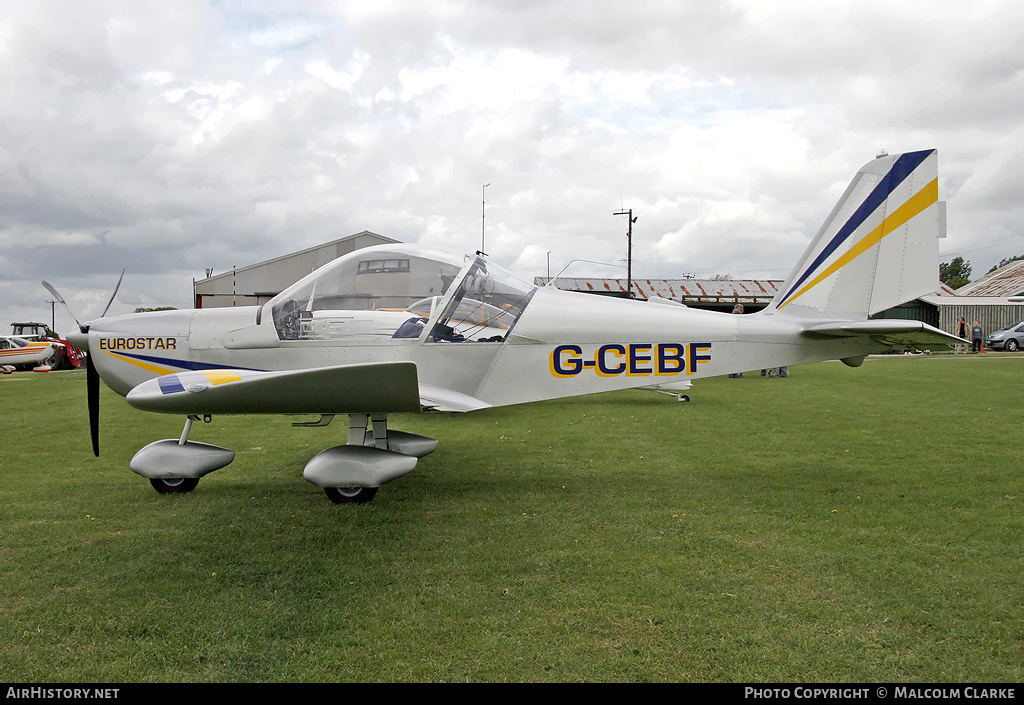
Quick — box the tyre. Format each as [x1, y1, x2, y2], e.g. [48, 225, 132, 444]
[324, 486, 378, 504]
[150, 477, 200, 494]
[1007, 339, 1019, 352]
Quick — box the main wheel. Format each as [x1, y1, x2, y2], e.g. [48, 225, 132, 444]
[150, 477, 200, 494]
[1007, 339, 1019, 352]
[324, 486, 378, 504]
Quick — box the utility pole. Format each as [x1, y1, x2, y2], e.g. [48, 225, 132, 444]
[613, 209, 637, 299]
[481, 183, 490, 254]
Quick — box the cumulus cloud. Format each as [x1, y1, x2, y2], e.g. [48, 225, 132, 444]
[1, 0, 1023, 331]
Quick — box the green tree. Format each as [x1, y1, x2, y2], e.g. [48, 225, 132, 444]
[987, 254, 1024, 274]
[939, 257, 972, 289]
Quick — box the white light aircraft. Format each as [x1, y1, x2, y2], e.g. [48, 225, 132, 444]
[0, 336, 59, 372]
[56, 149, 963, 504]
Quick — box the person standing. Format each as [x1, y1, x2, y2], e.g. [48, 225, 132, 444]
[971, 320, 984, 353]
[955, 316, 968, 354]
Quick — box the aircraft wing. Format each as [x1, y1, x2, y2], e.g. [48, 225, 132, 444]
[126, 362, 423, 415]
[801, 320, 965, 347]
[418, 385, 492, 412]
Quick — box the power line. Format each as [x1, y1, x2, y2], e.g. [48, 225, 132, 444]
[940, 233, 1024, 258]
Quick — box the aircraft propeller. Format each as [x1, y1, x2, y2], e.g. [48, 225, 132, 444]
[40, 270, 125, 457]
[41, 279, 86, 334]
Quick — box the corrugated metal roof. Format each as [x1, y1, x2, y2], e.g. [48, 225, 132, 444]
[535, 277, 783, 303]
[955, 260, 1024, 297]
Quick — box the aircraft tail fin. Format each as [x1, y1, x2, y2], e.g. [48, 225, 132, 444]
[768, 150, 943, 319]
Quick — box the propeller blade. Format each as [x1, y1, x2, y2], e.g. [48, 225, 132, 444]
[99, 269, 125, 318]
[87, 354, 100, 456]
[43, 271, 122, 457]
[41, 280, 86, 333]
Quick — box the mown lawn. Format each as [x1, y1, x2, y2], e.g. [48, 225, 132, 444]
[1, 355, 1021, 682]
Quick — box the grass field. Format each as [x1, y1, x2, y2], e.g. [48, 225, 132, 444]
[1, 355, 1022, 682]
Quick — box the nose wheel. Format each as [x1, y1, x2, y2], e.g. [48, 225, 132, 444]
[131, 416, 234, 495]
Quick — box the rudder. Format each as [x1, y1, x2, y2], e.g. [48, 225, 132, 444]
[769, 150, 943, 319]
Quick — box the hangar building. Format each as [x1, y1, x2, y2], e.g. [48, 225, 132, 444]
[924, 259, 1024, 335]
[954, 260, 1024, 298]
[193, 231, 397, 308]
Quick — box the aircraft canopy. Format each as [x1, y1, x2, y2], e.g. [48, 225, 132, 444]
[264, 244, 536, 343]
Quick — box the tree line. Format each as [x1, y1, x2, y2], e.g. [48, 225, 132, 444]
[939, 254, 1024, 290]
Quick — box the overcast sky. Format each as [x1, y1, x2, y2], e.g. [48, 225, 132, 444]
[3, 0, 1023, 333]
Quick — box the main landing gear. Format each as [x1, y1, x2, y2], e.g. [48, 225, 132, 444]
[130, 413, 437, 504]
[302, 413, 438, 504]
[324, 486, 379, 505]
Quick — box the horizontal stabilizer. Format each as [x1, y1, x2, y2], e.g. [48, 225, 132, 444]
[802, 319, 964, 347]
[127, 362, 422, 415]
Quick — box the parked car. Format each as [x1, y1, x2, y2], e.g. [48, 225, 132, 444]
[985, 321, 1024, 351]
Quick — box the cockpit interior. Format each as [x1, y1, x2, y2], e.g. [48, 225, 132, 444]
[265, 245, 536, 344]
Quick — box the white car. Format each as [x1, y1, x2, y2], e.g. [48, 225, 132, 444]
[0, 336, 59, 371]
